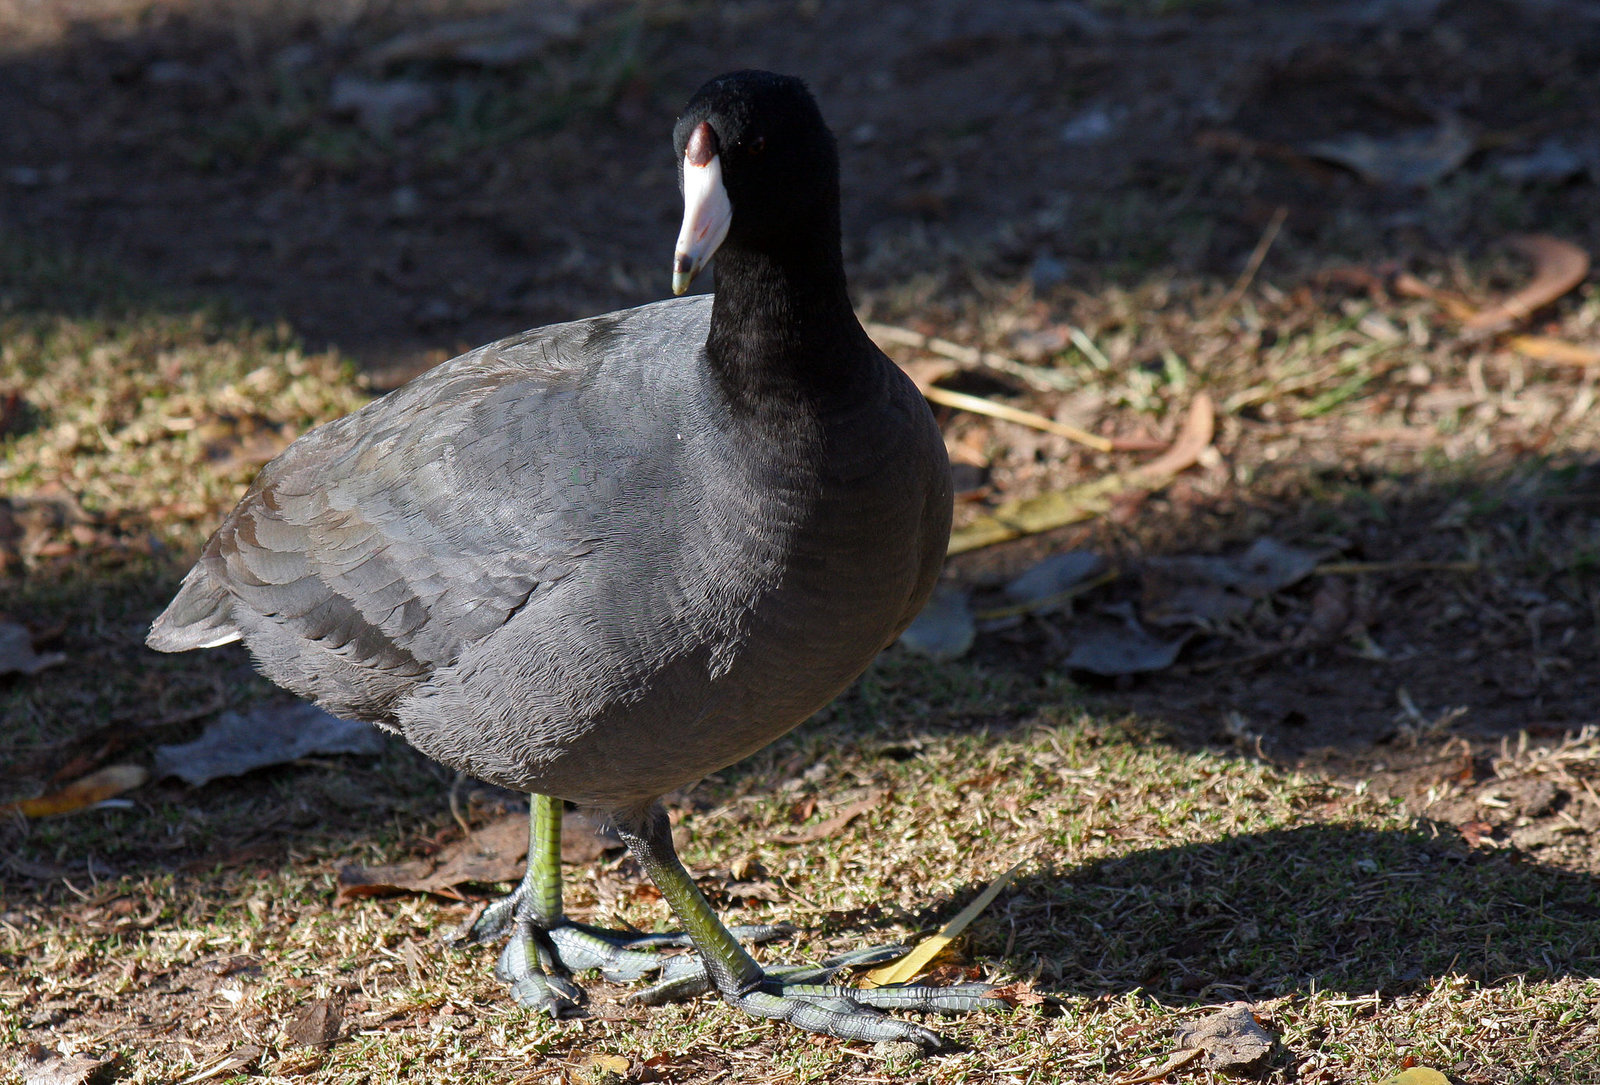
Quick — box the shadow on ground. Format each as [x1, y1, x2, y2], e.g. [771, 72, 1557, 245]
[3, 0, 1598, 367]
[1007, 823, 1600, 1002]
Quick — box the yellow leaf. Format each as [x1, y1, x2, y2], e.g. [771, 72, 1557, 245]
[2, 765, 148, 817]
[862, 862, 1021, 988]
[589, 1054, 630, 1078]
[1507, 335, 1600, 366]
[1377, 1068, 1450, 1085]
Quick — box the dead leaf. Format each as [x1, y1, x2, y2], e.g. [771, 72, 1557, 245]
[1175, 1003, 1275, 1071]
[898, 584, 975, 661]
[1463, 235, 1590, 334]
[560, 809, 623, 864]
[1, 764, 148, 817]
[1377, 1069, 1451, 1085]
[771, 794, 881, 844]
[1506, 335, 1600, 366]
[1128, 392, 1215, 486]
[153, 702, 386, 786]
[284, 994, 344, 1049]
[1294, 579, 1355, 648]
[1459, 820, 1499, 848]
[1003, 551, 1108, 607]
[1142, 538, 1323, 626]
[339, 814, 528, 901]
[338, 856, 442, 900]
[1305, 114, 1476, 187]
[338, 810, 616, 901]
[948, 393, 1212, 554]
[985, 982, 1047, 1007]
[587, 1054, 631, 1080]
[0, 620, 65, 676]
[1062, 613, 1191, 676]
[20, 1045, 116, 1085]
[863, 861, 1020, 987]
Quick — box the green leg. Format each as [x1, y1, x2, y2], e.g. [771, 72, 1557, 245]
[460, 795, 789, 1015]
[613, 803, 1004, 1048]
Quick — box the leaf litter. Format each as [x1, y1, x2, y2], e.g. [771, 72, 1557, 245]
[152, 702, 387, 787]
[0, 618, 65, 676]
[338, 809, 618, 901]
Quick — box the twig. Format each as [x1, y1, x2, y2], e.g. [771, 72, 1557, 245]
[447, 772, 472, 838]
[973, 569, 1119, 621]
[922, 386, 1114, 452]
[1210, 206, 1287, 320]
[864, 321, 1076, 391]
[1507, 335, 1600, 367]
[948, 393, 1214, 554]
[1315, 560, 1479, 576]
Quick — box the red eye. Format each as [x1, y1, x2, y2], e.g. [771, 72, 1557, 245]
[748, 135, 766, 155]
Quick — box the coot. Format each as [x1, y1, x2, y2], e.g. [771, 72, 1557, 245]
[150, 70, 998, 1045]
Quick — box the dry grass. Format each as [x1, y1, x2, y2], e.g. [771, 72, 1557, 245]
[5, 26, 1600, 1081]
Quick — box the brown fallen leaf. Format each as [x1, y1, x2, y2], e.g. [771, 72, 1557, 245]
[1463, 235, 1590, 335]
[338, 811, 618, 901]
[284, 994, 345, 1049]
[985, 982, 1047, 1008]
[1175, 1003, 1275, 1071]
[340, 815, 526, 901]
[1, 764, 148, 817]
[771, 794, 881, 845]
[1506, 334, 1600, 366]
[948, 393, 1213, 554]
[20, 1045, 116, 1085]
[1128, 392, 1215, 485]
[1459, 820, 1499, 848]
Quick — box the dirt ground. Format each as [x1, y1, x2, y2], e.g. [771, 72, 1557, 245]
[4, 0, 1600, 1081]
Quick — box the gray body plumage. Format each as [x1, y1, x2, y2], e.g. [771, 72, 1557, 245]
[148, 293, 951, 808]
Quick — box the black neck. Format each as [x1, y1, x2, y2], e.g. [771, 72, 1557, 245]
[705, 238, 868, 410]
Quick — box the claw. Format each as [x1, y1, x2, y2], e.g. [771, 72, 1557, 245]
[492, 923, 584, 1017]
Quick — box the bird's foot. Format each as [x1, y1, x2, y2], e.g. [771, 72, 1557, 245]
[628, 944, 1006, 1046]
[490, 927, 584, 1017]
[458, 892, 790, 1014]
[545, 919, 794, 983]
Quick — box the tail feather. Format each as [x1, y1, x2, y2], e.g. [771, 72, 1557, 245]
[147, 566, 241, 652]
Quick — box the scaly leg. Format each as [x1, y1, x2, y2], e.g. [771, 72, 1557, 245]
[613, 802, 1005, 1047]
[459, 794, 787, 1015]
